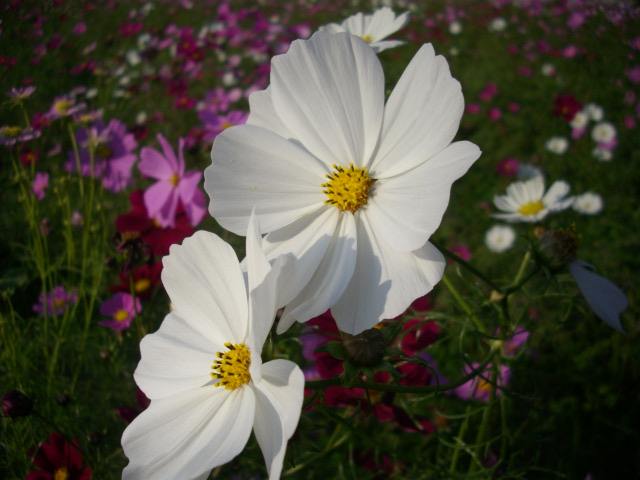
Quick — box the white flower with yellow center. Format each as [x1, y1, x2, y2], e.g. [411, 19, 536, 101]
[484, 225, 516, 253]
[318, 7, 410, 53]
[573, 192, 603, 215]
[492, 175, 573, 223]
[205, 32, 480, 335]
[121, 213, 304, 480]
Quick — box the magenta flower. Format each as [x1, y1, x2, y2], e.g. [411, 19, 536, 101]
[33, 172, 49, 200]
[65, 119, 138, 193]
[138, 134, 207, 228]
[453, 363, 511, 402]
[199, 109, 248, 142]
[200, 87, 242, 113]
[6, 86, 36, 100]
[46, 95, 86, 120]
[504, 329, 530, 356]
[0, 126, 40, 145]
[496, 157, 519, 177]
[33, 286, 78, 317]
[99, 293, 141, 331]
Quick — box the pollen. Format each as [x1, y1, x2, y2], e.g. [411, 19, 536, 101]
[134, 278, 151, 293]
[170, 173, 180, 187]
[114, 309, 129, 322]
[1, 126, 22, 137]
[54, 100, 73, 115]
[519, 201, 544, 216]
[321, 163, 375, 213]
[54, 467, 69, 480]
[211, 343, 251, 391]
[361, 34, 373, 43]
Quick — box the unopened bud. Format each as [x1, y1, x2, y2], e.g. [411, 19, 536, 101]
[535, 227, 579, 272]
[342, 328, 386, 366]
[2, 390, 33, 419]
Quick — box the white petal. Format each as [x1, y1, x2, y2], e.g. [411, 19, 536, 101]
[247, 87, 296, 139]
[270, 32, 384, 167]
[543, 180, 573, 210]
[253, 360, 305, 480]
[367, 8, 410, 41]
[366, 141, 480, 252]
[370, 40, 406, 53]
[134, 312, 218, 401]
[162, 231, 248, 344]
[569, 260, 628, 332]
[277, 212, 357, 333]
[493, 194, 521, 213]
[369, 44, 464, 178]
[261, 207, 339, 307]
[205, 124, 327, 236]
[332, 214, 445, 334]
[122, 386, 255, 480]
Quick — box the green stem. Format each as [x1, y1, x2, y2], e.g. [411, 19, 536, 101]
[449, 404, 472, 473]
[441, 274, 487, 334]
[432, 239, 501, 291]
[468, 360, 499, 474]
[68, 122, 84, 197]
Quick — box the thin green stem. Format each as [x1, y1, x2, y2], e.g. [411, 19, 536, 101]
[441, 274, 487, 334]
[432, 239, 502, 291]
[468, 359, 499, 475]
[449, 404, 472, 473]
[68, 122, 84, 197]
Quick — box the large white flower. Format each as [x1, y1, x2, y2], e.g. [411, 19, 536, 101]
[121, 214, 304, 480]
[205, 32, 480, 335]
[318, 7, 410, 53]
[492, 175, 573, 223]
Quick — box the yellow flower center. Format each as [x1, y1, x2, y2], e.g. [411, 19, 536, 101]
[54, 467, 69, 480]
[114, 309, 129, 322]
[519, 201, 544, 216]
[134, 278, 151, 293]
[211, 343, 251, 391]
[170, 173, 180, 187]
[53, 298, 67, 309]
[322, 163, 375, 213]
[96, 144, 113, 159]
[54, 100, 73, 115]
[2, 126, 23, 137]
[361, 34, 373, 43]
[221, 122, 233, 130]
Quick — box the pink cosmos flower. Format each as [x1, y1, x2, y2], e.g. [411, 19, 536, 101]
[453, 363, 511, 402]
[138, 134, 207, 228]
[200, 87, 243, 113]
[504, 328, 530, 356]
[0, 126, 40, 145]
[626, 66, 640, 85]
[99, 293, 141, 331]
[65, 119, 138, 193]
[72, 22, 87, 35]
[199, 109, 248, 142]
[46, 95, 86, 120]
[496, 157, 519, 177]
[33, 172, 49, 200]
[33, 286, 78, 317]
[6, 86, 36, 100]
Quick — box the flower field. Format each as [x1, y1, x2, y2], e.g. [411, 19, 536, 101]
[1, 0, 639, 478]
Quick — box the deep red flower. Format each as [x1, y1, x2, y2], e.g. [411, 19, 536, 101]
[110, 262, 162, 300]
[400, 318, 439, 357]
[26, 432, 91, 480]
[552, 94, 583, 122]
[115, 189, 194, 257]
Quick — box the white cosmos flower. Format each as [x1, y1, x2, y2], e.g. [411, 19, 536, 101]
[592, 146, 613, 162]
[488, 17, 507, 32]
[492, 175, 573, 223]
[570, 111, 589, 129]
[318, 7, 410, 53]
[545, 136, 569, 154]
[485, 225, 516, 253]
[121, 214, 304, 480]
[584, 103, 604, 121]
[572, 191, 603, 215]
[205, 32, 481, 335]
[591, 122, 616, 143]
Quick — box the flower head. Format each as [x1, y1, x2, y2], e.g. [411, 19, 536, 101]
[319, 7, 410, 53]
[99, 293, 142, 331]
[573, 192, 603, 215]
[33, 286, 78, 317]
[205, 32, 480, 335]
[484, 224, 516, 252]
[492, 176, 573, 223]
[26, 432, 91, 480]
[121, 213, 304, 479]
[138, 134, 207, 228]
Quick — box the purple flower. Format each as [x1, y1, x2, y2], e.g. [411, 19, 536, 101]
[503, 329, 530, 356]
[99, 293, 141, 331]
[46, 95, 86, 120]
[199, 110, 248, 142]
[33, 172, 49, 200]
[453, 363, 511, 402]
[0, 126, 40, 145]
[33, 286, 78, 317]
[138, 134, 207, 228]
[6, 86, 36, 100]
[200, 87, 242, 114]
[65, 119, 138, 193]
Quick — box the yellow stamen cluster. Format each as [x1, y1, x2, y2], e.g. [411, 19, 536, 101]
[361, 34, 373, 43]
[54, 100, 73, 115]
[114, 309, 129, 322]
[170, 173, 180, 187]
[1, 126, 22, 137]
[134, 278, 151, 293]
[54, 467, 69, 480]
[519, 201, 544, 216]
[96, 144, 113, 159]
[211, 343, 251, 391]
[322, 163, 375, 213]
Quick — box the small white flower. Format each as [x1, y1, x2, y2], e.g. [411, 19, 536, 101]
[569, 260, 627, 332]
[541, 63, 557, 76]
[121, 214, 304, 479]
[449, 21, 463, 35]
[112, 88, 127, 98]
[570, 111, 589, 129]
[492, 175, 573, 223]
[572, 192, 603, 215]
[449, 46, 460, 56]
[545, 136, 569, 154]
[319, 7, 410, 53]
[485, 225, 516, 253]
[517, 163, 543, 181]
[221, 72, 236, 86]
[584, 103, 604, 121]
[591, 122, 616, 143]
[126, 49, 142, 66]
[85, 88, 98, 99]
[119, 75, 131, 87]
[488, 17, 507, 32]
[135, 111, 147, 125]
[592, 146, 613, 162]
[137, 33, 152, 50]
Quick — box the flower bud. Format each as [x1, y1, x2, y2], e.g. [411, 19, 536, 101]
[535, 227, 579, 272]
[342, 328, 386, 366]
[2, 390, 33, 419]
